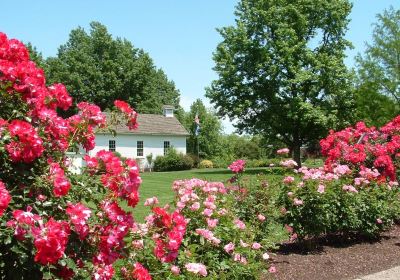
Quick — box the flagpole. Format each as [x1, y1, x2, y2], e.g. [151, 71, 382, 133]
[197, 134, 200, 160]
[194, 110, 200, 161]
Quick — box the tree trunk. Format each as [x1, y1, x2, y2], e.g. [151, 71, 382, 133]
[293, 143, 301, 168]
[292, 128, 302, 168]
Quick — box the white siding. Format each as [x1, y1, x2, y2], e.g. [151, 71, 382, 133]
[89, 133, 187, 169]
[66, 152, 85, 174]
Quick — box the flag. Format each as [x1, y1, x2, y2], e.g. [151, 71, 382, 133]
[194, 113, 200, 136]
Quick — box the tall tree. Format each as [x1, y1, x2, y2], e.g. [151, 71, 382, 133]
[206, 0, 355, 166]
[46, 22, 181, 114]
[354, 80, 398, 127]
[184, 99, 223, 159]
[354, 6, 400, 124]
[25, 42, 46, 70]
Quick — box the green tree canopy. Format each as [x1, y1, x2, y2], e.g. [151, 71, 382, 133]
[354, 6, 400, 126]
[206, 0, 355, 166]
[25, 43, 46, 70]
[45, 22, 181, 114]
[354, 80, 398, 127]
[184, 99, 223, 159]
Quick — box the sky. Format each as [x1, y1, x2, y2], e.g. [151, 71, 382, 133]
[1, 0, 399, 133]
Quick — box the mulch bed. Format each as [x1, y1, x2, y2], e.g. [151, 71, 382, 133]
[267, 224, 400, 280]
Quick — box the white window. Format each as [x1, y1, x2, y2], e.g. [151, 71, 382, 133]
[164, 141, 170, 155]
[109, 140, 116, 152]
[137, 141, 144, 157]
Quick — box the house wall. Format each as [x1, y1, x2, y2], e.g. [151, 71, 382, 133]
[89, 133, 187, 169]
[66, 152, 85, 174]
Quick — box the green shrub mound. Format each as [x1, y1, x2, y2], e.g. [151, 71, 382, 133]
[278, 175, 400, 239]
[154, 148, 194, 171]
[199, 160, 214, 169]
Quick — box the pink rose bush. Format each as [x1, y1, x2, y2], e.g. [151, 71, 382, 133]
[0, 32, 187, 279]
[228, 159, 246, 173]
[143, 176, 273, 279]
[277, 148, 290, 155]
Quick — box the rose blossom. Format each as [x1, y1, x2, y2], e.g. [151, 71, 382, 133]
[234, 219, 246, 230]
[185, 263, 207, 277]
[228, 159, 246, 173]
[269, 266, 277, 273]
[202, 208, 213, 217]
[224, 242, 235, 254]
[171, 265, 180, 275]
[293, 198, 303, 206]
[283, 176, 295, 184]
[0, 181, 11, 216]
[207, 218, 218, 229]
[257, 214, 266, 221]
[280, 159, 298, 168]
[277, 148, 290, 155]
[144, 196, 159, 206]
[190, 202, 201, 211]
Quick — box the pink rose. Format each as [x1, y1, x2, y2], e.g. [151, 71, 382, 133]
[202, 208, 213, 217]
[171, 265, 180, 275]
[234, 219, 246, 230]
[144, 196, 159, 206]
[207, 218, 218, 229]
[224, 242, 235, 254]
[257, 214, 266, 221]
[269, 266, 277, 273]
[190, 202, 201, 211]
[185, 263, 207, 277]
[293, 198, 303, 206]
[283, 176, 295, 184]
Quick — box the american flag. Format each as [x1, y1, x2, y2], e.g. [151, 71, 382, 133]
[194, 113, 200, 136]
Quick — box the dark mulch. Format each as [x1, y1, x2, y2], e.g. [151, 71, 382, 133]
[267, 225, 400, 280]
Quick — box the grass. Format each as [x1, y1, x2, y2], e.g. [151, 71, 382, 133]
[134, 167, 270, 220]
[133, 159, 325, 220]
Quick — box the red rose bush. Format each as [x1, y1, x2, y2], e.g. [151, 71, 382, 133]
[0, 32, 185, 280]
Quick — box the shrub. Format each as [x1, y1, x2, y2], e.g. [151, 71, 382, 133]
[165, 178, 270, 279]
[117, 160, 277, 279]
[199, 159, 214, 169]
[0, 32, 188, 280]
[210, 156, 235, 168]
[154, 148, 193, 171]
[278, 165, 400, 239]
[320, 119, 400, 181]
[187, 153, 200, 168]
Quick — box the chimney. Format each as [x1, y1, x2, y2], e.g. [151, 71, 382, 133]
[162, 105, 174, 117]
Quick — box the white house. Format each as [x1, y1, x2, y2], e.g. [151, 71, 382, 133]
[68, 106, 189, 173]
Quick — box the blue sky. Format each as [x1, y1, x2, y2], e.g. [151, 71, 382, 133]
[1, 0, 399, 133]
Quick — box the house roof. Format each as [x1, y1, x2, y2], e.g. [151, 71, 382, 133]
[99, 113, 190, 136]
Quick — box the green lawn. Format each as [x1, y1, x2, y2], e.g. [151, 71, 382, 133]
[134, 167, 270, 220]
[134, 160, 325, 221]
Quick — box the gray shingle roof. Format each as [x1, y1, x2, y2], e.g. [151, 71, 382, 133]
[99, 113, 190, 136]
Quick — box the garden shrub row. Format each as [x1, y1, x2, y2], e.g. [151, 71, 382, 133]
[153, 148, 194, 171]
